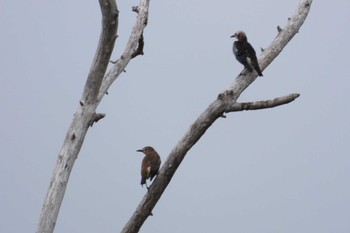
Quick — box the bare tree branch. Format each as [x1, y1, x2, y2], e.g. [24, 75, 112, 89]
[36, 1, 118, 233]
[220, 0, 312, 102]
[37, 0, 152, 232]
[97, 0, 150, 103]
[225, 93, 300, 113]
[120, 1, 312, 233]
[131, 34, 144, 58]
[89, 113, 106, 127]
[81, 1, 119, 105]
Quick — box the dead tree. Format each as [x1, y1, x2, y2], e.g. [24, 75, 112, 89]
[36, 0, 312, 233]
[36, 0, 149, 232]
[120, 0, 313, 233]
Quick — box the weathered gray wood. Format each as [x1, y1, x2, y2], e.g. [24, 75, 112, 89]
[225, 93, 300, 112]
[36, 1, 152, 232]
[120, 1, 312, 233]
[97, 0, 150, 104]
[36, 1, 118, 232]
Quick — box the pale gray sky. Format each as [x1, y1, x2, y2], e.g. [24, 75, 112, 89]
[1, 0, 349, 233]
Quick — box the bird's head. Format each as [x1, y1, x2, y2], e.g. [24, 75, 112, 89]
[137, 146, 155, 154]
[230, 31, 247, 41]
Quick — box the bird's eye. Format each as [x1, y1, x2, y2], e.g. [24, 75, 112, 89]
[144, 148, 148, 151]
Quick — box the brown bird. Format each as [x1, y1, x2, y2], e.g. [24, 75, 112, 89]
[137, 146, 161, 189]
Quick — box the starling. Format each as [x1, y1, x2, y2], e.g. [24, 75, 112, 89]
[231, 31, 263, 77]
[137, 146, 161, 189]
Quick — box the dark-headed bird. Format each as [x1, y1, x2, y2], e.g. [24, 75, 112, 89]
[137, 146, 161, 189]
[231, 31, 263, 77]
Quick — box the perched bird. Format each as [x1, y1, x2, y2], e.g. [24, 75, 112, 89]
[137, 146, 161, 189]
[231, 31, 263, 77]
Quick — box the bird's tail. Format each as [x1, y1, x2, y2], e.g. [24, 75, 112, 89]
[140, 177, 146, 186]
[244, 64, 253, 72]
[257, 69, 263, 77]
[253, 59, 263, 77]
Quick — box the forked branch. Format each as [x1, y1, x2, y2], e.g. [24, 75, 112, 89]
[97, 0, 150, 103]
[36, 2, 118, 233]
[120, 1, 312, 233]
[36, 1, 152, 233]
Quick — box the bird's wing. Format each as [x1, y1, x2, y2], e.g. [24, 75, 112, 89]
[243, 42, 263, 76]
[150, 155, 161, 171]
[141, 157, 152, 176]
[243, 42, 257, 57]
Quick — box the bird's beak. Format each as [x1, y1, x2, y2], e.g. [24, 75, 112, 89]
[230, 35, 235, 38]
[136, 149, 143, 152]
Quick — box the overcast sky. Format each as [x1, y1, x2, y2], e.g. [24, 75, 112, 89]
[1, 0, 349, 233]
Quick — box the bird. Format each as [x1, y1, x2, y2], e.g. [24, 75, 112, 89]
[231, 31, 263, 77]
[137, 146, 161, 189]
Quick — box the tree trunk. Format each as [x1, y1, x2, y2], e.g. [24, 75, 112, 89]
[36, 0, 150, 232]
